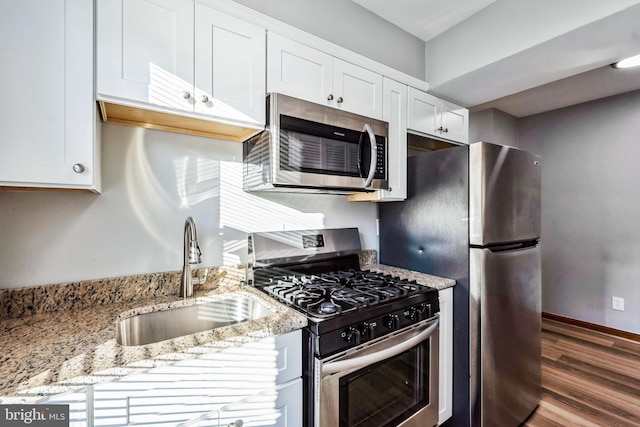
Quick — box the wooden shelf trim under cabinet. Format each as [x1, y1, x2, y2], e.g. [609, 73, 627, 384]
[98, 101, 261, 142]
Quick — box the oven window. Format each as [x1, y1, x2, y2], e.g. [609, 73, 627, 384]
[339, 343, 430, 427]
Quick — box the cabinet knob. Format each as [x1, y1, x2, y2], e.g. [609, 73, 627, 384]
[443, 128, 449, 133]
[72, 163, 85, 174]
[337, 96, 344, 104]
[327, 94, 334, 101]
[228, 420, 243, 427]
[200, 95, 209, 103]
[437, 126, 444, 132]
[182, 91, 191, 99]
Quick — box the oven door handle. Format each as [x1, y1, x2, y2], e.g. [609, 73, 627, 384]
[322, 318, 439, 376]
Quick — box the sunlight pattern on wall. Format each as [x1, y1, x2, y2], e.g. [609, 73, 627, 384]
[219, 161, 325, 233]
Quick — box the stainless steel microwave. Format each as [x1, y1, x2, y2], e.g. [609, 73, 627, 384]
[243, 93, 389, 194]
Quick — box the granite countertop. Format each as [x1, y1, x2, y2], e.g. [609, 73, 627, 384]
[0, 268, 307, 402]
[0, 256, 454, 403]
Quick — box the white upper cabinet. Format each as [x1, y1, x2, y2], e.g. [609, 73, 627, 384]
[194, 4, 266, 124]
[407, 87, 469, 144]
[97, 0, 194, 112]
[267, 32, 383, 120]
[349, 78, 407, 202]
[0, 0, 99, 191]
[97, 0, 265, 128]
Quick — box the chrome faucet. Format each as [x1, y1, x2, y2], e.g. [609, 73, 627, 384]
[180, 217, 202, 298]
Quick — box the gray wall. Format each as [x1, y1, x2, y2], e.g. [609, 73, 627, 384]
[232, 0, 426, 80]
[0, 124, 378, 289]
[518, 89, 640, 334]
[469, 108, 519, 148]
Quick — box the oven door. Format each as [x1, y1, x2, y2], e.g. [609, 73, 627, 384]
[316, 317, 439, 427]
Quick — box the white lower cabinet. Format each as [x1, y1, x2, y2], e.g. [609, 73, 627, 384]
[216, 378, 303, 427]
[0, 0, 99, 191]
[438, 287, 454, 424]
[39, 330, 303, 426]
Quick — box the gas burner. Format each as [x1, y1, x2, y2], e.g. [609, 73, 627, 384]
[259, 269, 435, 320]
[319, 301, 339, 314]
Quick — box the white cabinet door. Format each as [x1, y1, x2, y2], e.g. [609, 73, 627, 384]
[407, 87, 469, 144]
[348, 77, 406, 202]
[438, 287, 454, 424]
[408, 87, 439, 136]
[194, 4, 265, 125]
[267, 32, 334, 107]
[0, 0, 98, 191]
[333, 59, 383, 119]
[96, 0, 194, 112]
[441, 99, 469, 144]
[267, 33, 383, 119]
[216, 379, 303, 427]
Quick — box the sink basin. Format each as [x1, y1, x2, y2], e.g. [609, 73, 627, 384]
[116, 294, 275, 346]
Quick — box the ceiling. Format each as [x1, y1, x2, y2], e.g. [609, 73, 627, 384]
[354, 0, 640, 117]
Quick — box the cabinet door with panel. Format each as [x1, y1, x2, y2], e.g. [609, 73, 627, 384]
[267, 32, 334, 107]
[96, 0, 194, 112]
[267, 32, 383, 119]
[97, 0, 265, 130]
[348, 77, 406, 202]
[0, 0, 99, 191]
[194, 4, 265, 125]
[407, 87, 469, 144]
[438, 287, 453, 424]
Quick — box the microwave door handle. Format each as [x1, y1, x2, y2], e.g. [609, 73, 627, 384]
[321, 318, 439, 376]
[362, 123, 377, 188]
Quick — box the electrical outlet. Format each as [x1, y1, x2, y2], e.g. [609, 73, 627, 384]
[612, 296, 625, 311]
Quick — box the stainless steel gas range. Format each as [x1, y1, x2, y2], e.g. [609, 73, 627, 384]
[248, 228, 440, 427]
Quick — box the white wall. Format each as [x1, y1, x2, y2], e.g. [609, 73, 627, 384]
[518, 89, 640, 334]
[232, 0, 426, 80]
[0, 124, 378, 289]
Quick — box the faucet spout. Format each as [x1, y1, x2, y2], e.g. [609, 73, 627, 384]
[180, 217, 202, 298]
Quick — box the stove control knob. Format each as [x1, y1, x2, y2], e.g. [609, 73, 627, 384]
[343, 327, 361, 345]
[384, 314, 400, 330]
[359, 322, 376, 340]
[419, 303, 432, 319]
[405, 307, 418, 321]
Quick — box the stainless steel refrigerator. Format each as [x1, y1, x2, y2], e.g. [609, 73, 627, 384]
[378, 141, 541, 426]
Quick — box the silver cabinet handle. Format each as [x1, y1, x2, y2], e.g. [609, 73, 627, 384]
[183, 91, 191, 99]
[72, 164, 85, 174]
[327, 94, 334, 101]
[200, 95, 209, 103]
[337, 96, 344, 104]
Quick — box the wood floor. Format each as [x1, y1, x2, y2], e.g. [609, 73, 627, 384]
[523, 319, 640, 427]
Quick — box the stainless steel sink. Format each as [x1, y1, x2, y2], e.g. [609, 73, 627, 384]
[116, 294, 274, 346]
